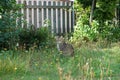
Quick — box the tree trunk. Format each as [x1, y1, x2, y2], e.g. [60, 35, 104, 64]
[117, 2, 120, 27]
[89, 0, 96, 25]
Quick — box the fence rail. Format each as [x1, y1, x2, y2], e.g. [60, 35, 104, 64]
[16, 0, 74, 34]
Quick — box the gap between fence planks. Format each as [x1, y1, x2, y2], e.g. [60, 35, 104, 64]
[17, 0, 74, 34]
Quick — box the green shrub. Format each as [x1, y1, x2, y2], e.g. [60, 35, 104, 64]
[72, 20, 120, 43]
[0, 0, 22, 14]
[72, 14, 120, 43]
[73, 0, 120, 43]
[19, 26, 52, 50]
[95, 21, 120, 43]
[0, 12, 22, 50]
[0, 0, 22, 50]
[72, 16, 99, 42]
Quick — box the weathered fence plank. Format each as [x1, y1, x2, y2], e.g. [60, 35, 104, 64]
[17, 0, 74, 34]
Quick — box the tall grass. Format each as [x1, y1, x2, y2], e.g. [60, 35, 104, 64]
[0, 50, 31, 75]
[0, 42, 120, 80]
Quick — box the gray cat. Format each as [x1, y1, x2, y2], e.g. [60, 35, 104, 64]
[55, 36, 74, 56]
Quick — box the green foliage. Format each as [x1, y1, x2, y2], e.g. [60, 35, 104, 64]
[76, 0, 117, 23]
[73, 0, 120, 42]
[0, 12, 22, 50]
[76, 0, 92, 9]
[94, 0, 116, 27]
[72, 16, 120, 42]
[19, 26, 52, 50]
[99, 22, 120, 42]
[0, 0, 22, 14]
[72, 6, 99, 42]
[74, 0, 90, 22]
[0, 0, 23, 50]
[110, 27, 120, 41]
[35, 27, 50, 43]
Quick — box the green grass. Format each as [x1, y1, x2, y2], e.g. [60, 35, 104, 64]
[0, 42, 120, 80]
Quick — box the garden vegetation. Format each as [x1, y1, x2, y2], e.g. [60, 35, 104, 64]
[0, 0, 120, 80]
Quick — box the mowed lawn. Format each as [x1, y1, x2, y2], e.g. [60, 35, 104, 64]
[0, 42, 120, 80]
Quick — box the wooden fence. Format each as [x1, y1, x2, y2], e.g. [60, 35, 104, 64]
[16, 0, 74, 34]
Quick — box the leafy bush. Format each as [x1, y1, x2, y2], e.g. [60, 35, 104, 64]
[72, 17, 120, 43]
[0, 0, 23, 50]
[71, 15, 99, 43]
[73, 2, 99, 42]
[19, 26, 52, 50]
[73, 0, 120, 43]
[0, 12, 22, 50]
[0, 0, 21, 14]
[99, 23, 120, 42]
